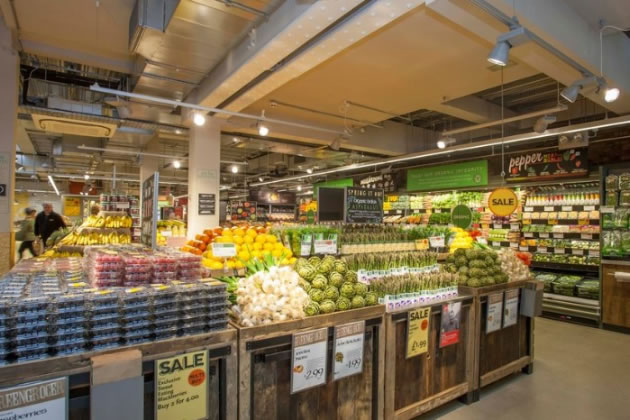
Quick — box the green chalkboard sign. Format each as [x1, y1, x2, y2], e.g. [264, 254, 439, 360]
[345, 187, 384, 224]
[451, 205, 473, 229]
[407, 160, 488, 191]
[313, 178, 353, 198]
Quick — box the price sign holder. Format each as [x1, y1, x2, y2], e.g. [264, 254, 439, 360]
[429, 236, 445, 248]
[503, 289, 520, 328]
[291, 328, 328, 394]
[486, 292, 504, 334]
[406, 307, 431, 358]
[332, 321, 365, 381]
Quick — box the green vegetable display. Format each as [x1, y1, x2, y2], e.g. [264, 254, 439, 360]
[449, 248, 508, 287]
[345, 251, 437, 272]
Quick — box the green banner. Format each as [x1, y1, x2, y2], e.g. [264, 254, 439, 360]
[313, 178, 353, 198]
[407, 160, 488, 191]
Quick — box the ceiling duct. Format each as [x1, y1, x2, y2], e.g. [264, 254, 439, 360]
[129, 0, 180, 54]
[31, 114, 118, 138]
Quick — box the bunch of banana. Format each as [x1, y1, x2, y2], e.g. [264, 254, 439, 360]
[104, 215, 133, 228]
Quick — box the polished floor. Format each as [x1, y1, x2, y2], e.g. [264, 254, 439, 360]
[419, 317, 630, 420]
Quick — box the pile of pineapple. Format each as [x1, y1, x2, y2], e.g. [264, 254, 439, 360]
[296, 256, 378, 316]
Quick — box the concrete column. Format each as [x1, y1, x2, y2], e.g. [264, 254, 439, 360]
[187, 117, 221, 238]
[0, 19, 18, 273]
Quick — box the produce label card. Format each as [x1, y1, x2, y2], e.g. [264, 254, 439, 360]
[333, 321, 365, 381]
[300, 234, 312, 256]
[211, 243, 236, 257]
[503, 289, 519, 328]
[429, 236, 445, 248]
[406, 307, 430, 358]
[0, 378, 68, 420]
[155, 351, 208, 420]
[291, 328, 328, 393]
[439, 302, 461, 348]
[486, 292, 504, 334]
[314, 239, 337, 254]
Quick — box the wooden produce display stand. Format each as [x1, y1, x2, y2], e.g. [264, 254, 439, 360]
[234, 305, 385, 420]
[459, 279, 540, 395]
[384, 295, 476, 420]
[0, 328, 238, 420]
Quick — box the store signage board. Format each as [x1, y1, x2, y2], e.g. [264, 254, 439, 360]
[429, 236, 445, 248]
[439, 302, 461, 348]
[406, 307, 431, 358]
[407, 160, 488, 191]
[141, 172, 159, 249]
[0, 377, 68, 420]
[250, 189, 296, 205]
[211, 243, 237, 258]
[345, 187, 384, 224]
[486, 292, 504, 334]
[451, 204, 473, 229]
[313, 178, 353, 198]
[359, 173, 397, 192]
[198, 193, 215, 216]
[229, 200, 256, 222]
[333, 321, 365, 381]
[291, 328, 328, 393]
[300, 234, 313, 256]
[503, 289, 520, 328]
[506, 148, 588, 182]
[155, 350, 208, 420]
[488, 188, 519, 217]
[63, 196, 81, 217]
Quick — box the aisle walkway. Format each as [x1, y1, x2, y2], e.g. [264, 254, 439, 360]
[419, 318, 630, 420]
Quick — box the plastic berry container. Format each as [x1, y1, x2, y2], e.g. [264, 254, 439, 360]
[91, 335, 121, 351]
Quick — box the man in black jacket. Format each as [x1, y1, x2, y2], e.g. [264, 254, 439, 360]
[35, 203, 66, 247]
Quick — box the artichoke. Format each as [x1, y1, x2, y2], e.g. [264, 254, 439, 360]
[333, 260, 347, 274]
[340, 282, 356, 298]
[353, 282, 368, 297]
[308, 288, 324, 303]
[299, 279, 312, 293]
[345, 270, 358, 283]
[322, 255, 336, 265]
[454, 248, 466, 258]
[318, 261, 333, 275]
[319, 300, 336, 314]
[365, 292, 378, 306]
[329, 271, 345, 288]
[311, 274, 328, 290]
[304, 302, 320, 316]
[336, 296, 351, 311]
[351, 295, 365, 309]
[458, 274, 469, 285]
[324, 286, 340, 301]
[467, 278, 482, 287]
[298, 264, 316, 281]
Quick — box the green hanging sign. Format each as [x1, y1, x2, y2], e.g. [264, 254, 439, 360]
[451, 204, 473, 229]
[406, 160, 488, 191]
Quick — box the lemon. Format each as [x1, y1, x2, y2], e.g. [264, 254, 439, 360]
[244, 236, 254, 244]
[253, 242, 263, 251]
[273, 242, 284, 251]
[255, 235, 266, 244]
[234, 228, 245, 237]
[238, 251, 250, 261]
[246, 229, 257, 238]
[267, 235, 277, 244]
[272, 249, 282, 258]
[263, 243, 274, 251]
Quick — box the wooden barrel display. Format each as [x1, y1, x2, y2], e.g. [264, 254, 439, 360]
[384, 296, 475, 420]
[235, 305, 385, 420]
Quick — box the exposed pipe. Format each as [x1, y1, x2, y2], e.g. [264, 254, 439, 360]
[215, 0, 266, 17]
[77, 145, 248, 165]
[89, 84, 346, 136]
[344, 100, 412, 122]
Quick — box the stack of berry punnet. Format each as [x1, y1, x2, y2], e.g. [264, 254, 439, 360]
[150, 285, 179, 341]
[85, 249, 124, 288]
[119, 288, 152, 345]
[171, 250, 202, 282]
[150, 252, 178, 284]
[49, 293, 88, 356]
[122, 252, 152, 286]
[86, 289, 121, 351]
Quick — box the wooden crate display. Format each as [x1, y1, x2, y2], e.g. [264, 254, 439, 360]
[0, 328, 238, 420]
[459, 280, 536, 391]
[384, 296, 475, 420]
[235, 305, 385, 420]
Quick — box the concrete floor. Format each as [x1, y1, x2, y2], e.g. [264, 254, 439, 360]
[418, 317, 630, 420]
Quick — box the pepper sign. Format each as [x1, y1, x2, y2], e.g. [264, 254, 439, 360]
[488, 188, 519, 217]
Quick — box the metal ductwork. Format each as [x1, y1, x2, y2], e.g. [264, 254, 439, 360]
[129, 0, 180, 54]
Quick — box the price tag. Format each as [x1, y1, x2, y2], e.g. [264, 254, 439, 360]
[519, 246, 529, 252]
[548, 219, 558, 225]
[544, 206, 554, 212]
[493, 223, 503, 229]
[434, 209, 441, 213]
[476, 237, 488, 245]
[538, 247, 548, 253]
[415, 239, 429, 250]
[581, 234, 593, 240]
[572, 249, 584, 256]
[429, 236, 445, 248]
[584, 205, 595, 211]
[524, 207, 534, 212]
[211, 243, 236, 257]
[333, 321, 365, 381]
[601, 206, 615, 214]
[291, 328, 328, 393]
[589, 250, 599, 257]
[578, 219, 589, 226]
[503, 289, 519, 328]
[555, 248, 565, 254]
[492, 241, 501, 247]
[160, 230, 172, 237]
[300, 234, 313, 256]
[406, 307, 430, 358]
[562, 206, 572, 211]
[524, 233, 533, 238]
[539, 233, 549, 238]
[486, 292, 504, 334]
[553, 233, 564, 239]
[523, 219, 532, 225]
[314, 239, 337, 254]
[510, 242, 518, 249]
[510, 223, 520, 231]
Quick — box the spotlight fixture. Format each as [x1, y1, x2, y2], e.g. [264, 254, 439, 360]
[258, 176, 264, 182]
[436, 137, 456, 149]
[233, 137, 239, 143]
[231, 165, 239, 174]
[306, 168, 313, 174]
[172, 160, 181, 169]
[175, 129, 183, 135]
[561, 76, 599, 103]
[193, 112, 206, 126]
[533, 115, 557, 133]
[598, 82, 620, 103]
[487, 26, 529, 66]
[257, 122, 269, 136]
[84, 174, 90, 180]
[297, 185, 302, 191]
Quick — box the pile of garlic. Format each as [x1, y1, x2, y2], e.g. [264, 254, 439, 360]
[497, 249, 530, 282]
[234, 265, 309, 327]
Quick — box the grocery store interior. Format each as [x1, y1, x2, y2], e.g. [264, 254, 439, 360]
[0, 0, 629, 419]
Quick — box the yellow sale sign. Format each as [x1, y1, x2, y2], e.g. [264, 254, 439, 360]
[406, 307, 431, 358]
[155, 350, 208, 420]
[488, 188, 518, 217]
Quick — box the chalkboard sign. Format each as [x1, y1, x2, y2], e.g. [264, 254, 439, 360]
[345, 187, 384, 224]
[141, 172, 159, 249]
[198, 193, 215, 215]
[318, 188, 345, 222]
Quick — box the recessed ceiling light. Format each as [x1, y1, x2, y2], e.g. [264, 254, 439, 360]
[306, 168, 313, 174]
[258, 122, 269, 136]
[84, 174, 90, 180]
[297, 185, 302, 191]
[193, 113, 206, 126]
[173, 160, 181, 169]
[231, 165, 238, 174]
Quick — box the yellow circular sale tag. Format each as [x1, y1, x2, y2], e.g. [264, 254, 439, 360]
[488, 188, 519, 217]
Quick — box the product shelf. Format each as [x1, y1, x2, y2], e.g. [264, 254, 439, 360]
[530, 261, 599, 274]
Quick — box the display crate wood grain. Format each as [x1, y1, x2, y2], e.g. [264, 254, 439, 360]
[234, 305, 385, 420]
[383, 295, 475, 420]
[459, 280, 536, 393]
[0, 328, 238, 420]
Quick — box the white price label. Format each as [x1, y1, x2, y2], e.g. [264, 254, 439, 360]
[524, 233, 533, 238]
[503, 290, 519, 328]
[519, 246, 529, 252]
[492, 241, 501, 247]
[544, 206, 554, 212]
[291, 328, 328, 393]
[572, 249, 584, 255]
[562, 206, 572, 211]
[584, 205, 595, 211]
[160, 230, 172, 237]
[554, 248, 565, 254]
[211, 243, 237, 257]
[333, 321, 365, 381]
[300, 235, 312, 256]
[581, 234, 593, 240]
[486, 293, 504, 334]
[553, 233, 564, 239]
[589, 250, 599, 257]
[539, 233, 549, 238]
[493, 223, 503, 229]
[510, 242, 518, 248]
[601, 206, 615, 214]
[524, 207, 534, 212]
[434, 209, 441, 213]
[538, 247, 548, 253]
[429, 236, 445, 248]
[510, 224, 520, 231]
[476, 237, 488, 245]
[314, 239, 337, 254]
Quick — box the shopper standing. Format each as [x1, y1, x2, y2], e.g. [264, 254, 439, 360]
[16, 208, 38, 259]
[35, 203, 66, 248]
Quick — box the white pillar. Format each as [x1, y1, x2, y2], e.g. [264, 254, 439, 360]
[0, 19, 18, 273]
[187, 117, 221, 238]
